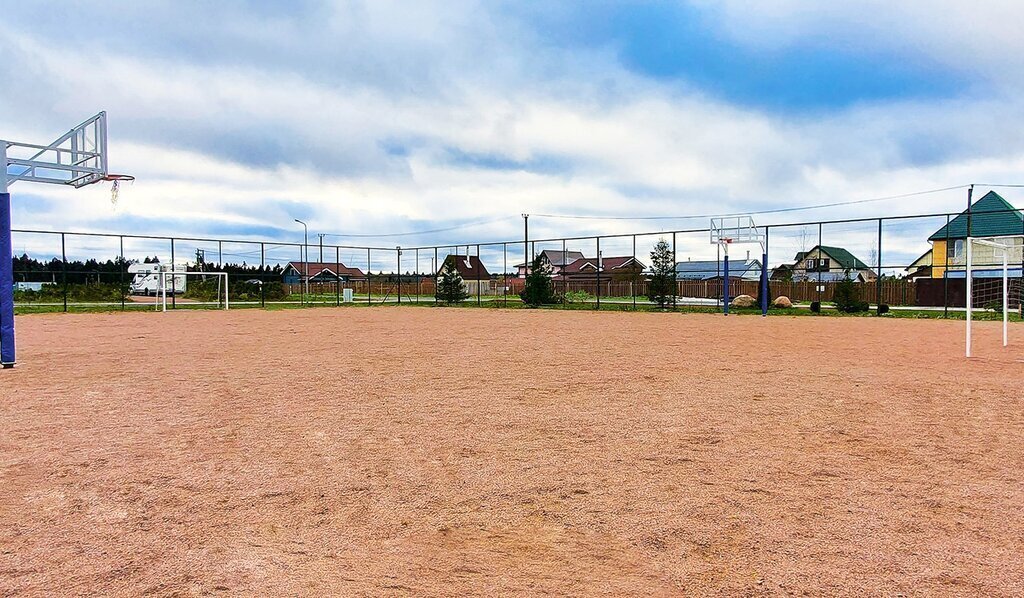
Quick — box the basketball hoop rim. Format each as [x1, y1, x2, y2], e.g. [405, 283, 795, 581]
[102, 174, 135, 182]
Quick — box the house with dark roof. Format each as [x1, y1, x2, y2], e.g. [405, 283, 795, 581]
[779, 245, 876, 282]
[283, 262, 366, 284]
[675, 257, 762, 281]
[559, 255, 646, 280]
[438, 254, 494, 294]
[516, 249, 586, 277]
[915, 190, 1023, 279]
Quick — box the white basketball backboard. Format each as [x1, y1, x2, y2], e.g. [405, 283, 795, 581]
[2, 112, 108, 189]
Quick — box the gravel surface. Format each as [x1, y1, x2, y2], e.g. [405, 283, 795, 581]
[0, 308, 1021, 596]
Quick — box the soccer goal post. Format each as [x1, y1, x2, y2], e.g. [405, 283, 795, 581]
[157, 271, 229, 312]
[966, 236, 1022, 357]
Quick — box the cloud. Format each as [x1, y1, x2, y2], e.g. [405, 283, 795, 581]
[2, 0, 1023, 273]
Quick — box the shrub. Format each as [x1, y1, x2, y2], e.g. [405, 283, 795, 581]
[520, 255, 560, 307]
[564, 290, 592, 304]
[832, 270, 869, 313]
[810, 301, 821, 313]
[983, 300, 1003, 313]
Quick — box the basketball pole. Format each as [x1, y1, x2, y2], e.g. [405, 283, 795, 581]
[722, 241, 730, 315]
[0, 143, 14, 367]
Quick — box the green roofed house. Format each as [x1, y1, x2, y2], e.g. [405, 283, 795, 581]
[920, 190, 1023, 279]
[780, 245, 877, 282]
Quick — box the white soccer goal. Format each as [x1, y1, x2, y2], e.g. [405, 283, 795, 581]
[966, 236, 1022, 357]
[157, 271, 229, 312]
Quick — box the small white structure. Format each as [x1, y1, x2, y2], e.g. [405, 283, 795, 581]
[129, 262, 188, 295]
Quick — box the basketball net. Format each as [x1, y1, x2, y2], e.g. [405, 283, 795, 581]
[103, 174, 135, 208]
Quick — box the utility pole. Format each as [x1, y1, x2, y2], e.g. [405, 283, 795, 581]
[523, 213, 529, 275]
[318, 233, 325, 263]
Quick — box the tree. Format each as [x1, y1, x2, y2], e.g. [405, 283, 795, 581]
[435, 259, 469, 304]
[520, 255, 559, 307]
[647, 238, 675, 308]
[832, 269, 868, 313]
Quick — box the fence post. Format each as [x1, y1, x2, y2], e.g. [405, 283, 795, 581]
[61, 233, 67, 313]
[877, 218, 883, 311]
[561, 239, 567, 300]
[503, 243, 507, 307]
[260, 242, 266, 308]
[415, 248, 420, 303]
[632, 235, 637, 310]
[943, 214, 950, 318]
[367, 248, 372, 305]
[817, 223, 823, 307]
[596, 236, 601, 310]
[120, 235, 125, 312]
[396, 247, 401, 305]
[476, 244, 481, 306]
[761, 227, 769, 316]
[170, 238, 176, 309]
[672, 232, 677, 309]
[434, 247, 439, 305]
[335, 246, 341, 307]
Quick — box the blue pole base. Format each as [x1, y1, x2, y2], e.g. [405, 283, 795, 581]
[0, 192, 13, 367]
[723, 254, 730, 315]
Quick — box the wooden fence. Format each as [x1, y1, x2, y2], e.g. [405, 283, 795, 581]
[287, 277, 927, 306]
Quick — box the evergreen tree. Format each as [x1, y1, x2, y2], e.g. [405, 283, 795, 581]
[647, 238, 675, 308]
[832, 269, 868, 313]
[520, 255, 559, 307]
[435, 259, 469, 304]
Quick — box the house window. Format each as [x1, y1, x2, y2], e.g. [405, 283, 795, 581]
[805, 259, 814, 270]
[818, 258, 830, 270]
[947, 239, 964, 259]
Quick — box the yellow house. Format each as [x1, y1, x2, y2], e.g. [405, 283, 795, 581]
[916, 191, 1023, 278]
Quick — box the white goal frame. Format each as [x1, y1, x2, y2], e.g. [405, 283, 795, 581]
[966, 235, 1019, 357]
[157, 271, 229, 312]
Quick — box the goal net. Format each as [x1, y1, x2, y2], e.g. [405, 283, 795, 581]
[966, 236, 1022, 357]
[157, 271, 229, 312]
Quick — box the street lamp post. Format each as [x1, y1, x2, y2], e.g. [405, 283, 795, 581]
[295, 219, 308, 301]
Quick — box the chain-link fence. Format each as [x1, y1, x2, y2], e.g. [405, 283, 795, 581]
[11, 205, 1024, 316]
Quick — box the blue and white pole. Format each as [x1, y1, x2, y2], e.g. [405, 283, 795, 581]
[0, 144, 15, 366]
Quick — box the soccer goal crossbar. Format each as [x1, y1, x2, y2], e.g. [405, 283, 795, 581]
[157, 271, 229, 312]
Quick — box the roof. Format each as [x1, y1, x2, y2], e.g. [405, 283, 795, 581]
[439, 255, 490, 279]
[516, 249, 586, 269]
[561, 256, 645, 274]
[675, 259, 762, 280]
[797, 271, 869, 282]
[929, 191, 1022, 241]
[798, 245, 872, 271]
[286, 262, 366, 279]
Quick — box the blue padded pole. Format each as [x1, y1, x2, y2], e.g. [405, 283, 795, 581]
[723, 250, 730, 315]
[0, 192, 14, 366]
[761, 252, 768, 316]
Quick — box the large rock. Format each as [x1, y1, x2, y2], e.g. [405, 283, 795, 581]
[730, 294, 756, 308]
[773, 296, 793, 308]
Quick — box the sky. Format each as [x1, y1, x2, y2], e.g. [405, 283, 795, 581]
[2, 0, 1024, 270]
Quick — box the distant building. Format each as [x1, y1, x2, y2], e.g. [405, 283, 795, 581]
[438, 254, 493, 295]
[516, 249, 585, 277]
[914, 190, 1023, 279]
[778, 245, 876, 282]
[676, 258, 762, 281]
[559, 256, 646, 280]
[283, 262, 366, 284]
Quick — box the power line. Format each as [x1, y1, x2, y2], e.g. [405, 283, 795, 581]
[533, 185, 970, 221]
[321, 215, 517, 238]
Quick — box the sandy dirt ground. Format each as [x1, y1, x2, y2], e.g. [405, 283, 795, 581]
[0, 307, 1021, 596]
